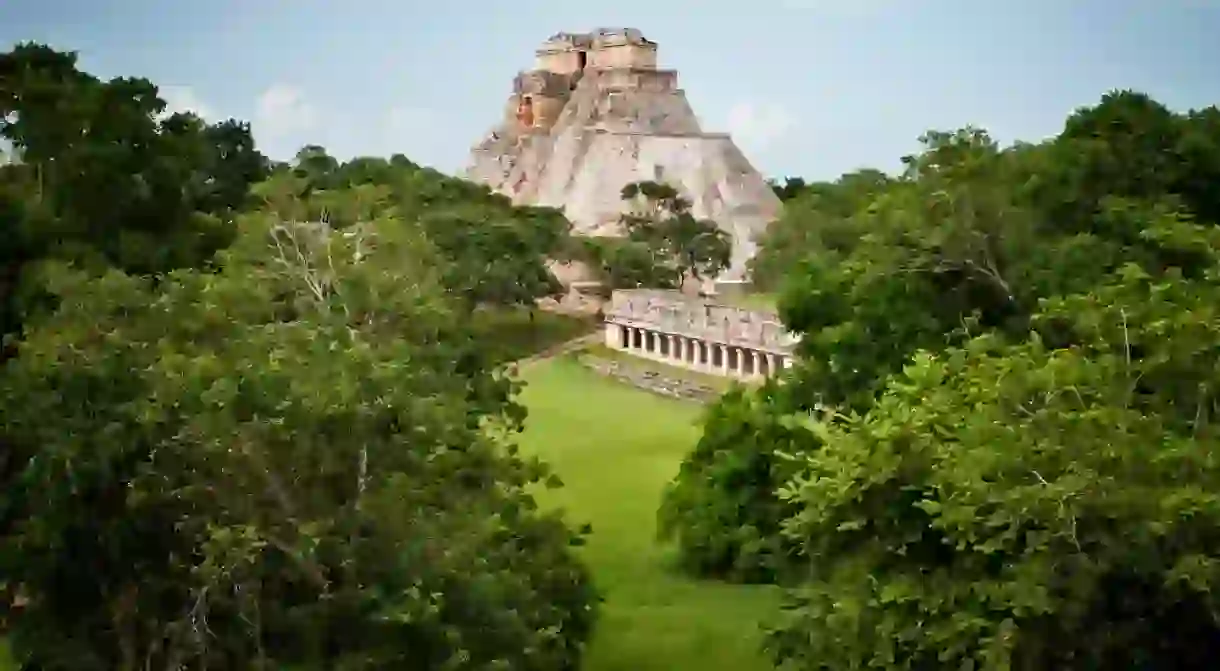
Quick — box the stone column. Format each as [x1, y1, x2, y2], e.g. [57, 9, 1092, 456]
[767, 353, 779, 377]
[751, 350, 763, 379]
[720, 345, 732, 376]
[604, 322, 622, 349]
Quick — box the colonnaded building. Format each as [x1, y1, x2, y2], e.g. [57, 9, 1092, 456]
[603, 290, 796, 379]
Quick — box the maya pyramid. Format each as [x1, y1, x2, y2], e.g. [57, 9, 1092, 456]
[465, 28, 782, 288]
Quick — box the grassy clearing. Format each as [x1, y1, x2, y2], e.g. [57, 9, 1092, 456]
[518, 357, 779, 671]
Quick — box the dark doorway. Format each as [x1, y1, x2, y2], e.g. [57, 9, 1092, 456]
[577, 51, 587, 70]
[517, 95, 534, 127]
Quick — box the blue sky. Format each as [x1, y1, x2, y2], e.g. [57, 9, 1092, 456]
[3, 1, 1219, 181]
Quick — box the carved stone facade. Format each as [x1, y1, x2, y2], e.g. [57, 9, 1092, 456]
[465, 28, 781, 291]
[603, 289, 797, 378]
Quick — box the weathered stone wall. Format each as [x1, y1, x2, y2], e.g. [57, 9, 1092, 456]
[536, 28, 657, 73]
[599, 68, 676, 92]
[535, 49, 585, 75]
[589, 44, 657, 70]
[579, 356, 721, 403]
[514, 70, 575, 96]
[605, 289, 797, 354]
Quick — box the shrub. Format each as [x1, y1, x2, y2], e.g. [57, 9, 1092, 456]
[657, 385, 820, 584]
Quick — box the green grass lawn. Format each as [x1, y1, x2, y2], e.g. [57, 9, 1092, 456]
[716, 292, 778, 313]
[518, 357, 780, 671]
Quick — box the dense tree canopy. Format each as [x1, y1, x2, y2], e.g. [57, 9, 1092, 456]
[0, 43, 270, 347]
[0, 44, 598, 670]
[253, 147, 572, 312]
[1, 214, 596, 669]
[661, 89, 1220, 668]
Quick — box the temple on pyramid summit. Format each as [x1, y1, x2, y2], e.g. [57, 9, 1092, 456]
[464, 28, 781, 294]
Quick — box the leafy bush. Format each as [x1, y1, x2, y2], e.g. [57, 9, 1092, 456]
[470, 307, 596, 365]
[657, 386, 818, 584]
[0, 216, 598, 669]
[766, 334, 1220, 668]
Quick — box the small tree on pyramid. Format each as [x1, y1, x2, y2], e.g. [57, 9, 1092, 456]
[617, 180, 731, 292]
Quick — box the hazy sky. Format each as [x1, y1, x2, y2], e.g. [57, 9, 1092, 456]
[3, 1, 1218, 180]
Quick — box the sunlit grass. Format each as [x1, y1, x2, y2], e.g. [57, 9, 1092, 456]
[518, 357, 779, 671]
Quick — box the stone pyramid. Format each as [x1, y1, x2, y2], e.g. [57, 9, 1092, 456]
[464, 28, 781, 287]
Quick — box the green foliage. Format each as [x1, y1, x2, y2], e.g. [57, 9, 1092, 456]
[1032, 90, 1220, 231]
[750, 169, 891, 291]
[657, 386, 817, 584]
[578, 236, 674, 290]
[767, 333, 1220, 668]
[773, 128, 1056, 412]
[664, 89, 1220, 667]
[0, 215, 597, 669]
[581, 180, 731, 290]
[470, 307, 596, 365]
[253, 147, 572, 310]
[0, 43, 269, 344]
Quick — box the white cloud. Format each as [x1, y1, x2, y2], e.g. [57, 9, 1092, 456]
[254, 84, 318, 138]
[724, 101, 797, 154]
[159, 85, 214, 120]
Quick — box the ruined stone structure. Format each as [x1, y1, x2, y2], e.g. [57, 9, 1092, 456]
[465, 28, 781, 291]
[603, 289, 797, 379]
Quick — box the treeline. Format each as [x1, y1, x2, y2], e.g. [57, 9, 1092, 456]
[663, 90, 1220, 668]
[0, 43, 600, 669]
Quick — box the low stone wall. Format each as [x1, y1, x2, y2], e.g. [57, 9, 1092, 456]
[578, 355, 721, 403]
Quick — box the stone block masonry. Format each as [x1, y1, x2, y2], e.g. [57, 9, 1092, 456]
[603, 289, 797, 379]
[465, 27, 781, 288]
